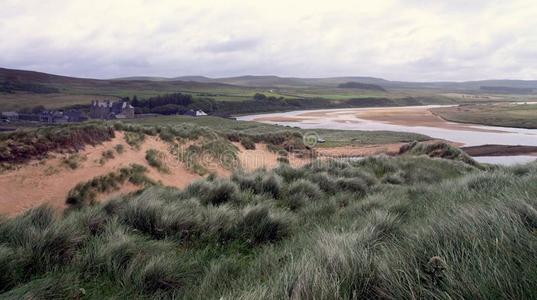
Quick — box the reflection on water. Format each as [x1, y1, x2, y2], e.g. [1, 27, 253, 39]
[474, 156, 537, 166]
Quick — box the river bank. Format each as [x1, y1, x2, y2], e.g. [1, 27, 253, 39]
[238, 105, 537, 165]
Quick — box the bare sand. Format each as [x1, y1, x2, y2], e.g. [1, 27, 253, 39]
[0, 133, 312, 216]
[0, 132, 212, 216]
[316, 139, 462, 158]
[235, 142, 309, 171]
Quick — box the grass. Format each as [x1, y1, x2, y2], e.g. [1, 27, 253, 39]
[99, 149, 115, 165]
[114, 144, 124, 154]
[61, 153, 86, 169]
[125, 115, 430, 148]
[0, 123, 114, 165]
[3, 150, 537, 298]
[65, 164, 153, 208]
[145, 149, 169, 173]
[432, 103, 537, 129]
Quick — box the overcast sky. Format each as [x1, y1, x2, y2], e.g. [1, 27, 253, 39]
[1, 0, 536, 81]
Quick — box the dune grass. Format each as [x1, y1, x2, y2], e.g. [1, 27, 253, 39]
[65, 164, 154, 208]
[145, 149, 169, 173]
[0, 123, 115, 166]
[2, 153, 536, 298]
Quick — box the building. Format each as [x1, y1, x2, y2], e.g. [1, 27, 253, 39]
[183, 109, 208, 117]
[90, 100, 134, 119]
[1, 111, 19, 122]
[64, 110, 88, 122]
[39, 111, 69, 124]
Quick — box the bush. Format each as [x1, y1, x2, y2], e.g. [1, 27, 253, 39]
[240, 137, 256, 150]
[277, 156, 289, 164]
[66, 164, 152, 208]
[286, 179, 322, 201]
[0, 124, 114, 164]
[124, 131, 145, 150]
[99, 149, 115, 164]
[186, 180, 238, 206]
[61, 153, 86, 169]
[235, 206, 290, 244]
[114, 144, 125, 154]
[145, 149, 169, 173]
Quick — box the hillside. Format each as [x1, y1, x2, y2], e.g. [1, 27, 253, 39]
[1, 144, 536, 298]
[337, 81, 387, 91]
[1, 66, 535, 113]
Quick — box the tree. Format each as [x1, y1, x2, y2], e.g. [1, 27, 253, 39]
[253, 93, 267, 100]
[31, 105, 46, 114]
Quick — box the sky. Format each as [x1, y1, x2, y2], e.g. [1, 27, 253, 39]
[1, 0, 536, 81]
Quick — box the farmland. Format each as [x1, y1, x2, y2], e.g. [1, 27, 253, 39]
[433, 103, 537, 129]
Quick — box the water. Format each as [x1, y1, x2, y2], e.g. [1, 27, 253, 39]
[238, 105, 537, 165]
[474, 156, 536, 166]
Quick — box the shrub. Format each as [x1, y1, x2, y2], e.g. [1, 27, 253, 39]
[186, 180, 238, 206]
[260, 173, 283, 198]
[145, 149, 169, 173]
[99, 149, 115, 164]
[235, 206, 290, 244]
[0, 124, 114, 164]
[240, 137, 256, 150]
[61, 153, 86, 169]
[286, 179, 322, 201]
[114, 144, 125, 154]
[124, 131, 145, 150]
[277, 156, 289, 164]
[336, 177, 368, 196]
[66, 164, 152, 208]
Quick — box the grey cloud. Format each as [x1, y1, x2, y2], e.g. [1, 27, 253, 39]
[0, 0, 536, 80]
[203, 37, 262, 53]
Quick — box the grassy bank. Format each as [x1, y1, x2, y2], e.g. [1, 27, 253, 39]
[125, 115, 430, 148]
[1, 153, 536, 298]
[0, 123, 115, 167]
[433, 103, 537, 129]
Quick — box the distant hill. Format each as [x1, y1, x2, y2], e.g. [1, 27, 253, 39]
[480, 86, 533, 94]
[110, 72, 537, 92]
[2, 67, 537, 94]
[0, 67, 239, 92]
[337, 82, 387, 91]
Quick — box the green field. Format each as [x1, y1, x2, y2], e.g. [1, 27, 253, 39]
[433, 103, 537, 129]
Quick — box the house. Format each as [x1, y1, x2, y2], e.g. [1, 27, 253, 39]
[64, 110, 88, 122]
[1, 111, 19, 122]
[183, 109, 208, 117]
[195, 110, 208, 116]
[90, 100, 134, 119]
[39, 111, 69, 124]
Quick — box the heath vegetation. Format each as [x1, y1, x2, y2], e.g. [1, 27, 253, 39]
[1, 151, 536, 299]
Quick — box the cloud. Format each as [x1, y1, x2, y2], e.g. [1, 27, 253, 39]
[0, 0, 536, 80]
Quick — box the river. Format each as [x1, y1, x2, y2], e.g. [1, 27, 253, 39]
[237, 105, 537, 165]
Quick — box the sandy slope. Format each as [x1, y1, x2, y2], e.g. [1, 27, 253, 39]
[0, 132, 313, 216]
[0, 130, 418, 216]
[0, 132, 210, 216]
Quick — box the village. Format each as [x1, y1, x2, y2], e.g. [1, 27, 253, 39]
[0, 99, 208, 124]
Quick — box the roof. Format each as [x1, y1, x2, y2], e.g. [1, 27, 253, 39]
[1, 111, 19, 117]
